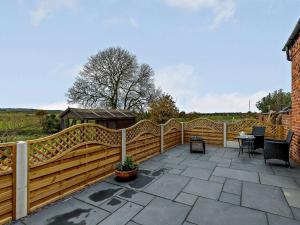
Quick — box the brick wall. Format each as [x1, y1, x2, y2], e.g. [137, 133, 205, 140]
[290, 36, 300, 162]
[281, 113, 292, 137]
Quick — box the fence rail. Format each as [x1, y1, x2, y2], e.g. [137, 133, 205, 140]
[0, 118, 286, 224]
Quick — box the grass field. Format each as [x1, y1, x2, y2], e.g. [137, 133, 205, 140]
[0, 109, 257, 143]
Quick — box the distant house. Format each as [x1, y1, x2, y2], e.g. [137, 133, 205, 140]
[60, 107, 136, 129]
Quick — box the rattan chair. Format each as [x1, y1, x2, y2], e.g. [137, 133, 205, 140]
[264, 130, 294, 166]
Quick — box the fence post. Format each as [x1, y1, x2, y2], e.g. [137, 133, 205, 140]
[181, 122, 184, 144]
[160, 124, 164, 153]
[223, 123, 227, 147]
[15, 141, 28, 219]
[121, 129, 126, 163]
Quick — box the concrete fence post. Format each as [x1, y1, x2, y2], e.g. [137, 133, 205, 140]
[160, 124, 164, 153]
[181, 122, 184, 144]
[121, 129, 126, 163]
[16, 141, 28, 219]
[223, 123, 227, 148]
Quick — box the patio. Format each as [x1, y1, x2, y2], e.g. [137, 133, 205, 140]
[10, 144, 300, 225]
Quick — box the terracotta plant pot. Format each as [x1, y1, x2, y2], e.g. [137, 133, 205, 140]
[115, 168, 138, 182]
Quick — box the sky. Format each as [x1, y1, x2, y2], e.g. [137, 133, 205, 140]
[0, 0, 299, 113]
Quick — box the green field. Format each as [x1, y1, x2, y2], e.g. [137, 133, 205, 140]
[0, 109, 61, 142]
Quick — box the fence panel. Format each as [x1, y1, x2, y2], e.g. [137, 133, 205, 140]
[126, 120, 161, 163]
[163, 119, 181, 150]
[27, 124, 121, 212]
[227, 119, 285, 141]
[184, 119, 224, 145]
[0, 143, 15, 225]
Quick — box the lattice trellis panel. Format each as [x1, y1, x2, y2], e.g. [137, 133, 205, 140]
[164, 119, 181, 134]
[126, 120, 160, 143]
[227, 119, 284, 139]
[28, 124, 121, 166]
[0, 143, 15, 174]
[184, 118, 224, 132]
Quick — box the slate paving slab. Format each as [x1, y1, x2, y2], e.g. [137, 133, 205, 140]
[242, 182, 293, 218]
[209, 175, 226, 184]
[139, 161, 163, 171]
[133, 197, 191, 225]
[161, 157, 185, 165]
[100, 197, 127, 213]
[219, 192, 240, 205]
[175, 192, 198, 206]
[143, 174, 190, 200]
[181, 167, 213, 180]
[283, 188, 300, 208]
[267, 213, 300, 225]
[230, 162, 274, 174]
[168, 168, 183, 175]
[22, 198, 110, 225]
[117, 189, 155, 206]
[187, 197, 268, 225]
[99, 202, 143, 225]
[292, 207, 300, 221]
[183, 178, 222, 200]
[74, 182, 124, 206]
[180, 159, 216, 170]
[260, 173, 299, 189]
[209, 156, 231, 164]
[222, 178, 242, 195]
[213, 167, 259, 183]
[106, 174, 155, 190]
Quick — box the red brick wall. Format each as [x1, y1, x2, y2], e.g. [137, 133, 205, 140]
[290, 36, 300, 162]
[281, 113, 292, 137]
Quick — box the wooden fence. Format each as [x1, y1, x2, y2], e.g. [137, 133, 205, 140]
[183, 118, 224, 145]
[0, 118, 286, 224]
[0, 143, 15, 225]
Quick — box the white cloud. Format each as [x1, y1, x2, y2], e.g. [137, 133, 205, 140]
[30, 0, 79, 26]
[155, 64, 268, 112]
[164, 0, 236, 29]
[104, 16, 139, 28]
[38, 101, 78, 110]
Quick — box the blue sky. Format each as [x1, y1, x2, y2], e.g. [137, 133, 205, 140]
[1, 0, 299, 112]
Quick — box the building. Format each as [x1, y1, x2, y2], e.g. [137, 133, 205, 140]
[283, 18, 300, 162]
[60, 107, 136, 129]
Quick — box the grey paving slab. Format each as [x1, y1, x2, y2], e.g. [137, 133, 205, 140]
[139, 161, 163, 171]
[187, 197, 268, 225]
[143, 174, 190, 200]
[183, 222, 195, 225]
[175, 192, 198, 206]
[106, 174, 155, 190]
[100, 197, 127, 213]
[117, 189, 155, 206]
[181, 167, 213, 180]
[260, 173, 299, 189]
[133, 197, 191, 225]
[22, 198, 109, 225]
[292, 207, 300, 221]
[161, 157, 185, 165]
[163, 163, 187, 170]
[223, 178, 242, 195]
[99, 202, 143, 225]
[180, 159, 216, 170]
[212, 167, 259, 183]
[283, 188, 300, 208]
[168, 168, 183, 175]
[183, 178, 222, 200]
[242, 182, 293, 218]
[209, 156, 231, 164]
[230, 162, 274, 174]
[74, 182, 124, 206]
[126, 222, 140, 225]
[219, 192, 240, 205]
[209, 175, 226, 184]
[267, 213, 300, 225]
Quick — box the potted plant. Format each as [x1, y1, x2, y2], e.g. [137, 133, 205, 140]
[115, 156, 138, 181]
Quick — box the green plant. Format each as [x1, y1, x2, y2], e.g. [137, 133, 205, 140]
[41, 114, 61, 134]
[116, 156, 138, 171]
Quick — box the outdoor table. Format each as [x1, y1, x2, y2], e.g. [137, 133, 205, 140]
[190, 136, 206, 154]
[235, 135, 256, 157]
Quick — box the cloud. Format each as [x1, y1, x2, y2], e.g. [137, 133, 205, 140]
[37, 101, 78, 110]
[30, 0, 79, 26]
[104, 16, 139, 28]
[155, 64, 268, 112]
[164, 0, 236, 29]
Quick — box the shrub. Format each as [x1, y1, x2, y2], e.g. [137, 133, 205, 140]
[41, 114, 60, 134]
[116, 156, 138, 171]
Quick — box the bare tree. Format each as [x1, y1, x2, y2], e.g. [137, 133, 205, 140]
[67, 47, 161, 112]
